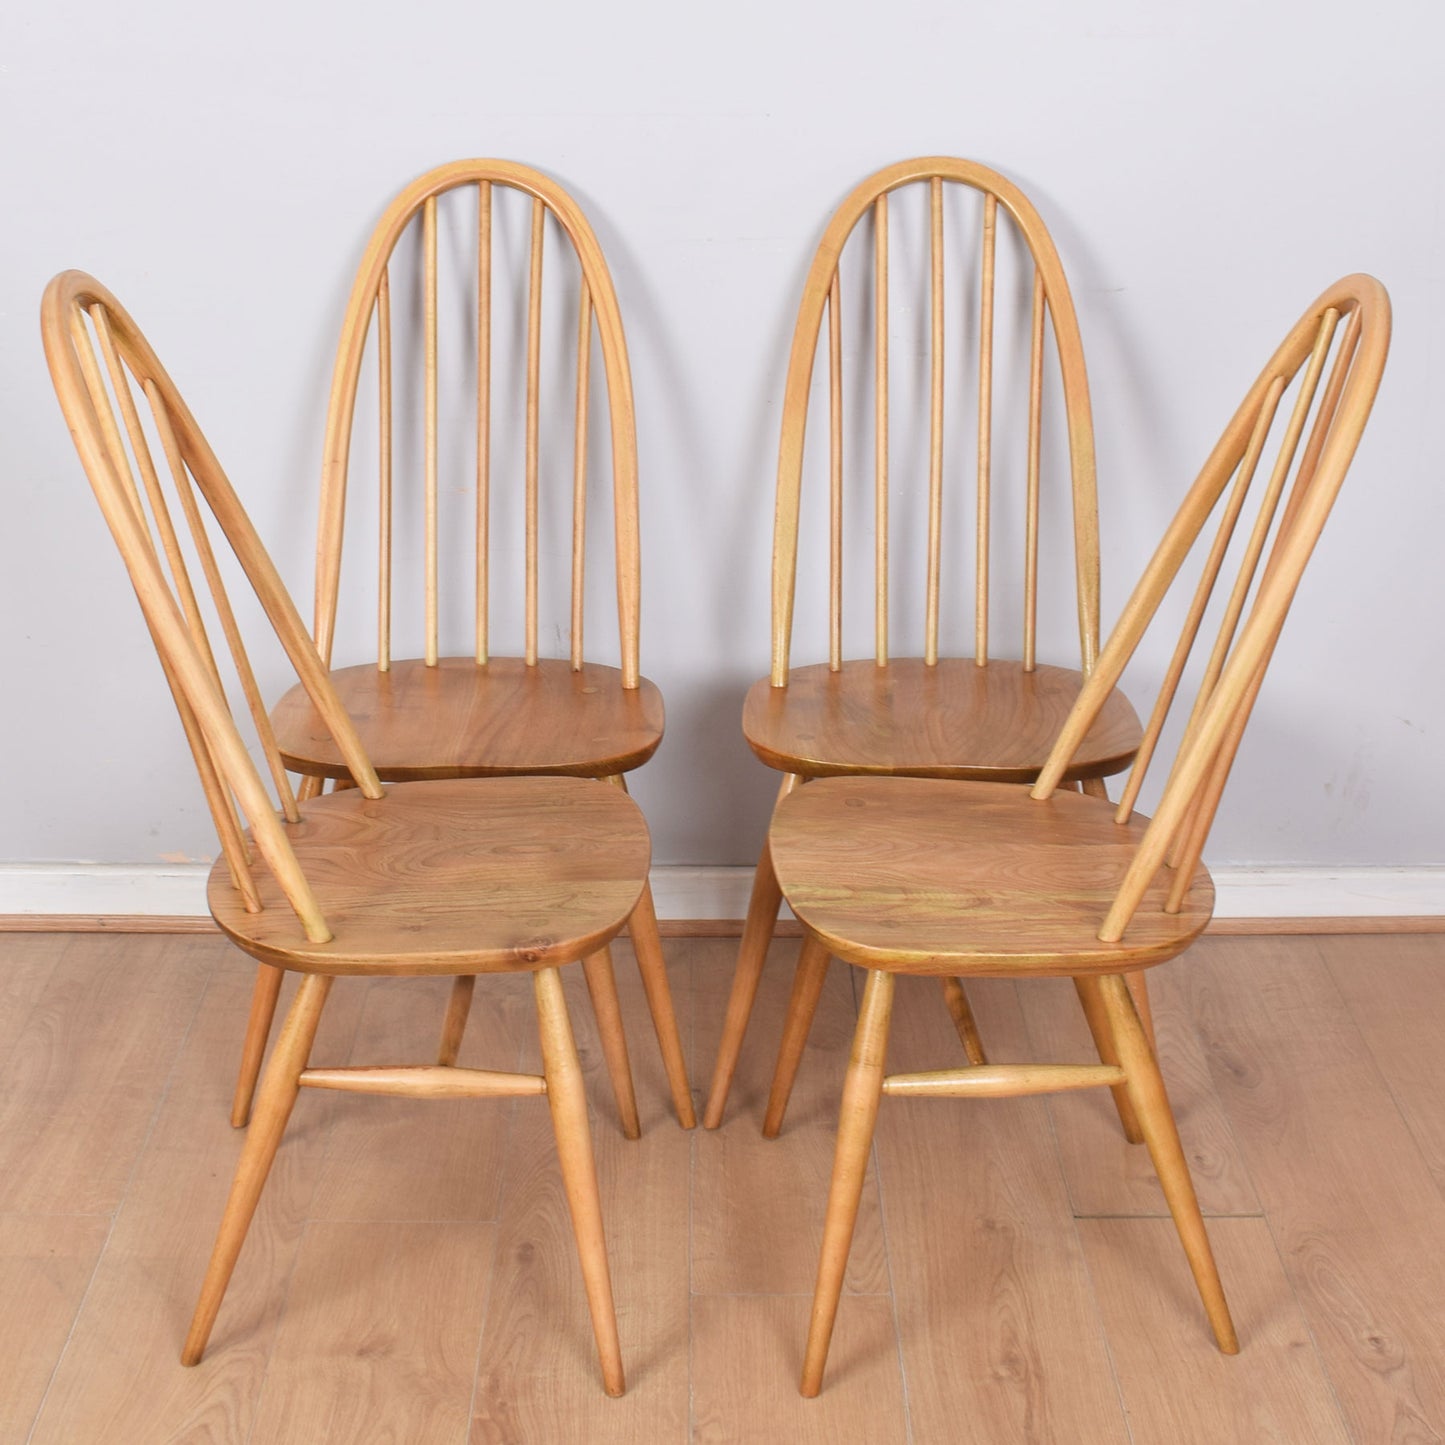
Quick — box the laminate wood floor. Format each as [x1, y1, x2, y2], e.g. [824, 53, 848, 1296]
[3, 929, 1443, 1443]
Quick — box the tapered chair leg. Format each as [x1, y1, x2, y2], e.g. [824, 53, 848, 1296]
[230, 963, 283, 1128]
[185, 972, 332, 1365]
[801, 967, 894, 1398]
[940, 977, 988, 1065]
[437, 975, 476, 1068]
[624, 883, 696, 1129]
[703, 776, 799, 1128]
[581, 947, 641, 1140]
[535, 966, 626, 1397]
[604, 775, 695, 1130]
[762, 934, 831, 1138]
[1073, 977, 1145, 1143]
[1126, 971, 1156, 1051]
[1093, 973, 1238, 1354]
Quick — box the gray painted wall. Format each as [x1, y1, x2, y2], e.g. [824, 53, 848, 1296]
[2, 0, 1439, 870]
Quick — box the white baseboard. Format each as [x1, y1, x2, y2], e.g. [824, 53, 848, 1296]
[0, 862, 1441, 922]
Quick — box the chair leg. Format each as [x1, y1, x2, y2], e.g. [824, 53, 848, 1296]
[1094, 973, 1238, 1354]
[580, 947, 641, 1140]
[184, 972, 332, 1365]
[762, 934, 831, 1139]
[1073, 977, 1145, 1144]
[703, 820, 790, 1128]
[230, 963, 283, 1128]
[534, 966, 626, 1397]
[1127, 971, 1156, 1052]
[940, 977, 988, 1065]
[624, 882, 696, 1130]
[801, 968, 894, 1398]
[437, 976, 476, 1068]
[603, 775, 696, 1130]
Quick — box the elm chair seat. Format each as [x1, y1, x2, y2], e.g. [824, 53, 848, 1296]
[743, 658, 1140, 782]
[209, 776, 649, 972]
[273, 658, 665, 781]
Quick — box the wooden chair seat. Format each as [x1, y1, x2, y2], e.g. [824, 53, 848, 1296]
[209, 776, 649, 973]
[769, 777, 1211, 975]
[272, 658, 665, 781]
[743, 659, 1141, 782]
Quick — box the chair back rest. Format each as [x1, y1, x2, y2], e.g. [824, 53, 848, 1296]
[313, 160, 642, 686]
[1033, 275, 1390, 942]
[41, 270, 384, 945]
[770, 157, 1100, 685]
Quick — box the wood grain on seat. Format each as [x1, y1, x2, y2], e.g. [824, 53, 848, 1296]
[209, 777, 649, 974]
[769, 777, 1211, 975]
[273, 658, 664, 782]
[744, 659, 1140, 782]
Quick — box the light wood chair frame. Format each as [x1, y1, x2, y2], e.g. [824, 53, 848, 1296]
[245, 160, 694, 1135]
[42, 270, 639, 1394]
[706, 157, 1125, 1129]
[773, 274, 1390, 1394]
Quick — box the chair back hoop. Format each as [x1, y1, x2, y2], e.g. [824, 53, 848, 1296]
[312, 159, 642, 687]
[769, 157, 1100, 686]
[41, 270, 387, 945]
[1030, 274, 1390, 942]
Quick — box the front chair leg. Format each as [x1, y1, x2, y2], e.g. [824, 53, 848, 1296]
[801, 967, 895, 1398]
[1094, 972, 1238, 1353]
[535, 966, 626, 1397]
[185, 971, 332, 1365]
[230, 963, 283, 1128]
[580, 947, 641, 1140]
[762, 933, 831, 1138]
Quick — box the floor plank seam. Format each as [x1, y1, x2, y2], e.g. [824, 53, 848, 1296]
[1193, 942, 1360, 1445]
[1026, 983, 1138, 1445]
[241, 972, 376, 1445]
[871, 1133, 916, 1445]
[458, 981, 532, 1445]
[22, 941, 213, 1445]
[686, 955, 697, 1445]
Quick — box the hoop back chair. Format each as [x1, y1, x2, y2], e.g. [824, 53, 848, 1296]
[763, 274, 1390, 1394]
[264, 160, 693, 1133]
[705, 158, 1143, 1127]
[42, 269, 645, 1394]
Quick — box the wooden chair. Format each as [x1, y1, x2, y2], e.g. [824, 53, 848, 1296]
[703, 158, 1143, 1128]
[41, 270, 642, 1394]
[259, 160, 693, 1136]
[762, 274, 1390, 1394]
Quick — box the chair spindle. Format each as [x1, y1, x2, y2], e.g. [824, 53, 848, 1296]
[571, 282, 591, 670]
[526, 197, 544, 667]
[1024, 269, 1045, 671]
[828, 273, 843, 671]
[925, 177, 944, 667]
[976, 194, 997, 665]
[874, 194, 889, 666]
[378, 268, 393, 671]
[423, 196, 439, 667]
[476, 180, 491, 665]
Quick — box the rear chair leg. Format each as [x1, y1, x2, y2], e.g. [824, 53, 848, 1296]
[581, 947, 641, 1140]
[762, 933, 831, 1138]
[437, 975, 476, 1068]
[230, 963, 283, 1128]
